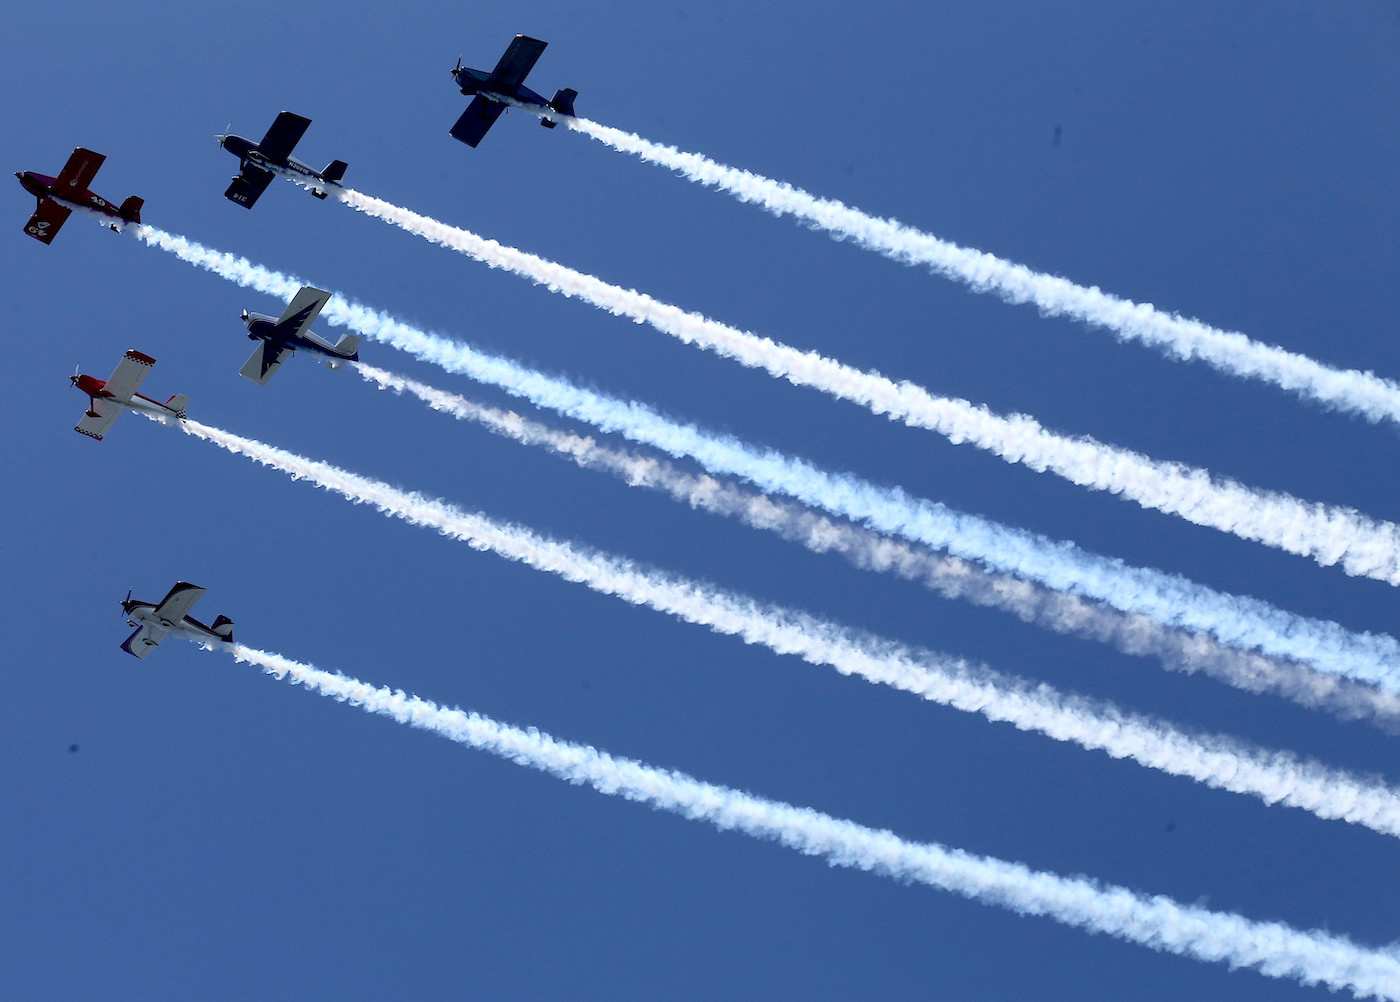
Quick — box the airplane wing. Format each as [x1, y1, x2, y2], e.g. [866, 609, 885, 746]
[53, 147, 106, 193]
[22, 198, 72, 244]
[100, 350, 155, 403]
[488, 35, 547, 92]
[75, 397, 123, 440]
[257, 112, 312, 163]
[120, 624, 162, 658]
[151, 582, 207, 625]
[272, 286, 331, 336]
[225, 166, 276, 209]
[239, 341, 294, 385]
[450, 96, 507, 148]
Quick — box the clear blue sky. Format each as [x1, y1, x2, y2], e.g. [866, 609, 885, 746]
[4, 2, 1398, 999]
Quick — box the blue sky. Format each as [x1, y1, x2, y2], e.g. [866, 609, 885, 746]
[4, 2, 1399, 998]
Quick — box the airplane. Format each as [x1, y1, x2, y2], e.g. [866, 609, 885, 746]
[121, 582, 234, 659]
[449, 35, 578, 147]
[71, 350, 188, 440]
[16, 148, 143, 244]
[239, 286, 360, 384]
[217, 112, 348, 209]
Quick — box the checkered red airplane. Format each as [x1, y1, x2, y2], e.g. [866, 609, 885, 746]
[71, 350, 187, 440]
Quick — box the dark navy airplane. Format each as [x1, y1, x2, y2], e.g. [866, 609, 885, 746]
[239, 286, 360, 385]
[218, 112, 347, 208]
[449, 35, 577, 147]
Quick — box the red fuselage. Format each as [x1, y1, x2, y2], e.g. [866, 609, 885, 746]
[15, 171, 139, 222]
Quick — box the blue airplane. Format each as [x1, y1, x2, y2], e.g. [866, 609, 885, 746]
[218, 112, 348, 209]
[239, 287, 360, 385]
[449, 35, 578, 147]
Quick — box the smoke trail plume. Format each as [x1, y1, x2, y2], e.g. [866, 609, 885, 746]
[128, 226, 1400, 690]
[357, 362, 1400, 730]
[228, 643, 1400, 1000]
[322, 189, 1400, 585]
[176, 417, 1400, 836]
[559, 115, 1400, 426]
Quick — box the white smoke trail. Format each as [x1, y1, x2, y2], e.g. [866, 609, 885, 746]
[125, 225, 1400, 691]
[177, 417, 1400, 837]
[323, 187, 1400, 585]
[356, 362, 1400, 730]
[557, 115, 1400, 426]
[228, 643, 1400, 1000]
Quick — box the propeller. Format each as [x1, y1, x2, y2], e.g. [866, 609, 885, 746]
[454, 56, 462, 74]
[121, 588, 133, 616]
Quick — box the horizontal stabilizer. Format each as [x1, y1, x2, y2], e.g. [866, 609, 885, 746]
[164, 394, 189, 418]
[118, 195, 143, 223]
[209, 615, 235, 641]
[322, 160, 348, 184]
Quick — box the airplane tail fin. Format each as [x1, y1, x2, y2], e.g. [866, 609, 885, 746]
[542, 88, 577, 127]
[210, 615, 234, 642]
[312, 160, 349, 198]
[164, 393, 189, 418]
[119, 195, 144, 224]
[331, 332, 361, 359]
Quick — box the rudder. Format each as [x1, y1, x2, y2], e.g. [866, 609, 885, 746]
[210, 615, 234, 641]
[542, 88, 577, 128]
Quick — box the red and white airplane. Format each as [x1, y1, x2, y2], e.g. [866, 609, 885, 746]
[15, 147, 143, 244]
[71, 350, 188, 440]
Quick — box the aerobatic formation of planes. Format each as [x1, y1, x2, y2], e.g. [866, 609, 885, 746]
[17, 33, 573, 656]
[14, 27, 1394, 998]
